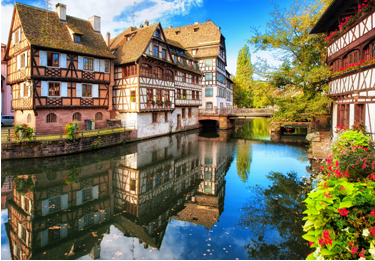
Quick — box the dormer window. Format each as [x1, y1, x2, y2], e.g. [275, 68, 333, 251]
[74, 35, 81, 43]
[194, 28, 199, 32]
[155, 29, 160, 38]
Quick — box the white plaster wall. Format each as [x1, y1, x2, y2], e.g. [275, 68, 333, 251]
[137, 112, 172, 139]
[349, 104, 355, 127]
[365, 104, 375, 140]
[115, 112, 138, 129]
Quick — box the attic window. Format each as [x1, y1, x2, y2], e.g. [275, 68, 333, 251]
[175, 31, 180, 35]
[194, 28, 199, 32]
[74, 35, 81, 43]
[155, 29, 160, 38]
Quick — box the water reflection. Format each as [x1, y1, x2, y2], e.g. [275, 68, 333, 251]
[238, 172, 311, 260]
[234, 119, 271, 141]
[1, 119, 312, 260]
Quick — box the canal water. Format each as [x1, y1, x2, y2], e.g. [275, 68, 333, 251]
[1, 119, 312, 260]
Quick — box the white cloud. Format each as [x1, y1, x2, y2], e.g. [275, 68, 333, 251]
[1, 3, 14, 45]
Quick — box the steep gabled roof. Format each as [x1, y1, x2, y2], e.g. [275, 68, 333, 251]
[14, 3, 114, 58]
[163, 21, 222, 57]
[110, 23, 160, 65]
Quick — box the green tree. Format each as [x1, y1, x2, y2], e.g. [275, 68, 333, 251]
[235, 142, 252, 183]
[233, 45, 253, 107]
[248, 0, 333, 122]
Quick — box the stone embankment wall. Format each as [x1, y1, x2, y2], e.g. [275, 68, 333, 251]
[1, 130, 137, 160]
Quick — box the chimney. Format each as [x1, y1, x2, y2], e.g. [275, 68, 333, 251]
[168, 25, 172, 28]
[140, 24, 144, 28]
[89, 15, 101, 33]
[194, 21, 199, 25]
[56, 3, 66, 22]
[106, 32, 110, 47]
[145, 20, 149, 27]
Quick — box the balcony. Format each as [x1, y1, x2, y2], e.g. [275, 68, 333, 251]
[175, 97, 202, 107]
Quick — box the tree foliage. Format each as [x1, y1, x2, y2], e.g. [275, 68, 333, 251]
[248, 0, 333, 121]
[233, 45, 253, 108]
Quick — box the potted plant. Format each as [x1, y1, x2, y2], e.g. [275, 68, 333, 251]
[177, 95, 182, 99]
[65, 169, 80, 185]
[130, 97, 136, 102]
[183, 95, 187, 99]
[165, 100, 171, 107]
[14, 176, 35, 194]
[13, 123, 34, 142]
[147, 100, 155, 107]
[156, 100, 164, 107]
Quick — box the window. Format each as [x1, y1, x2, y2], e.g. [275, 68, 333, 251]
[182, 108, 185, 118]
[177, 88, 181, 98]
[206, 59, 213, 66]
[130, 179, 136, 191]
[131, 90, 136, 102]
[196, 91, 199, 100]
[155, 29, 160, 38]
[83, 57, 93, 71]
[205, 88, 213, 97]
[154, 45, 159, 58]
[337, 104, 350, 127]
[192, 91, 195, 100]
[82, 84, 92, 97]
[206, 73, 213, 81]
[354, 104, 365, 124]
[205, 171, 212, 180]
[155, 174, 161, 186]
[20, 53, 26, 68]
[105, 60, 110, 73]
[140, 64, 152, 77]
[49, 227, 60, 241]
[164, 90, 169, 102]
[205, 157, 212, 165]
[74, 35, 81, 43]
[156, 89, 162, 101]
[188, 108, 191, 117]
[192, 50, 196, 55]
[49, 196, 60, 213]
[48, 82, 60, 96]
[72, 112, 81, 121]
[14, 29, 20, 43]
[152, 112, 157, 123]
[165, 112, 168, 122]
[147, 88, 153, 100]
[344, 50, 359, 68]
[47, 113, 57, 123]
[174, 56, 177, 63]
[123, 64, 137, 77]
[95, 112, 103, 120]
[27, 114, 31, 123]
[153, 67, 163, 79]
[181, 73, 186, 82]
[162, 49, 166, 60]
[19, 224, 28, 244]
[82, 188, 92, 202]
[165, 70, 173, 81]
[183, 89, 187, 99]
[206, 102, 213, 110]
[23, 84, 28, 97]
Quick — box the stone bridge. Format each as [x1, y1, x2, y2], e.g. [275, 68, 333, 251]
[198, 108, 274, 129]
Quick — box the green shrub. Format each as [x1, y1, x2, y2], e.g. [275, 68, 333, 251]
[64, 121, 80, 141]
[14, 176, 35, 194]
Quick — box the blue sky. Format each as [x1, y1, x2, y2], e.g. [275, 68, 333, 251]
[1, 0, 295, 74]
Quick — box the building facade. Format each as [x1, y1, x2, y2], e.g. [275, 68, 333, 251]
[4, 3, 115, 134]
[311, 0, 375, 139]
[164, 21, 234, 111]
[2, 43, 13, 116]
[109, 21, 203, 139]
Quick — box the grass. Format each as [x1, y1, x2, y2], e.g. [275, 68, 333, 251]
[1, 127, 129, 142]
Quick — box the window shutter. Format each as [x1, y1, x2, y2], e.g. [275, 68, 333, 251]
[28, 84, 31, 97]
[60, 223, 68, 238]
[94, 59, 100, 71]
[60, 53, 67, 68]
[76, 190, 82, 205]
[24, 51, 28, 67]
[94, 211, 100, 224]
[41, 81, 49, 96]
[12, 33, 15, 46]
[17, 55, 21, 70]
[92, 185, 99, 199]
[61, 194, 68, 210]
[78, 56, 83, 70]
[76, 83, 82, 97]
[41, 229, 48, 247]
[61, 82, 68, 97]
[20, 83, 24, 98]
[26, 230, 29, 246]
[40, 51, 47, 66]
[19, 29, 21, 43]
[99, 60, 105, 72]
[42, 199, 49, 216]
[78, 217, 84, 231]
[21, 195, 25, 210]
[92, 84, 99, 98]
[18, 223, 22, 238]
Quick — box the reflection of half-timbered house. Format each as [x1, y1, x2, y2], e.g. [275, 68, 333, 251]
[5, 164, 114, 260]
[4, 3, 115, 134]
[110, 21, 203, 139]
[112, 133, 201, 249]
[311, 0, 375, 139]
[164, 21, 233, 111]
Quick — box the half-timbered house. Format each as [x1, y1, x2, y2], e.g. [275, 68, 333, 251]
[5, 162, 114, 260]
[164, 21, 233, 111]
[110, 21, 203, 139]
[4, 3, 115, 134]
[311, 0, 375, 139]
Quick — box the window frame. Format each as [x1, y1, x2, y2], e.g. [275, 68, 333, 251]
[95, 112, 103, 120]
[165, 70, 173, 81]
[154, 45, 159, 58]
[152, 112, 157, 123]
[83, 57, 94, 71]
[205, 88, 213, 97]
[48, 82, 60, 96]
[140, 63, 152, 77]
[74, 35, 81, 43]
[153, 67, 163, 79]
[104, 60, 110, 73]
[181, 72, 186, 82]
[72, 112, 82, 121]
[82, 84, 92, 97]
[46, 113, 57, 123]
[205, 73, 213, 81]
[162, 48, 166, 60]
[205, 59, 213, 67]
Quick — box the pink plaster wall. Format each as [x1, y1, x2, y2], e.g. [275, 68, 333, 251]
[1, 44, 13, 116]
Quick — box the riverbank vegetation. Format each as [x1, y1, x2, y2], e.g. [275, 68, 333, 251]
[302, 124, 375, 260]
[234, 0, 333, 122]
